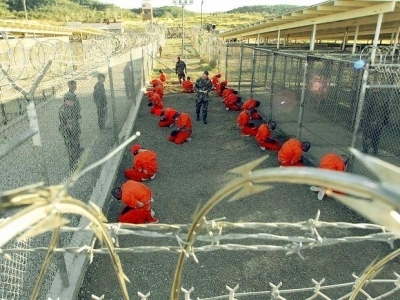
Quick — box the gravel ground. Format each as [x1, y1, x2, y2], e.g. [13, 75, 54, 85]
[79, 40, 399, 300]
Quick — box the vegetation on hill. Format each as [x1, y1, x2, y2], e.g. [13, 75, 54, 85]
[227, 5, 304, 15]
[0, 0, 303, 31]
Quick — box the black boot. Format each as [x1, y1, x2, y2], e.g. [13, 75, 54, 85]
[203, 118, 207, 124]
[196, 114, 200, 121]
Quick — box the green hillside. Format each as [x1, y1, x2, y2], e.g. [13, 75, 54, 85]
[0, 0, 302, 31]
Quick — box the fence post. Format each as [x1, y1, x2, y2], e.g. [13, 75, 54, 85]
[238, 45, 244, 93]
[130, 49, 136, 106]
[350, 66, 369, 150]
[250, 48, 256, 98]
[283, 55, 288, 88]
[225, 44, 229, 82]
[296, 58, 309, 139]
[264, 51, 270, 88]
[267, 52, 277, 121]
[142, 47, 146, 88]
[107, 57, 120, 144]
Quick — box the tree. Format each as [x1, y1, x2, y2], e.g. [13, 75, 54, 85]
[7, 0, 56, 11]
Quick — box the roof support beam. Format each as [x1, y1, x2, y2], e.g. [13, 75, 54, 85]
[371, 13, 384, 65]
[310, 24, 317, 51]
[334, 1, 372, 7]
[392, 24, 400, 55]
[352, 25, 360, 54]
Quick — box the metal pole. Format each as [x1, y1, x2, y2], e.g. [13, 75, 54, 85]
[310, 24, 317, 51]
[181, 4, 184, 57]
[392, 24, 400, 56]
[142, 47, 146, 88]
[257, 32, 260, 46]
[225, 44, 229, 82]
[267, 52, 277, 121]
[130, 49, 136, 105]
[370, 13, 383, 66]
[237, 44, 244, 93]
[352, 25, 360, 54]
[200, 0, 203, 32]
[277, 30, 281, 50]
[296, 59, 309, 139]
[107, 57, 120, 144]
[350, 66, 369, 149]
[250, 49, 256, 98]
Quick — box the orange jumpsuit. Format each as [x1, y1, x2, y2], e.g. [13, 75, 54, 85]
[169, 112, 192, 144]
[224, 94, 241, 111]
[237, 110, 258, 136]
[222, 88, 234, 98]
[320, 153, 346, 171]
[151, 79, 163, 86]
[153, 84, 164, 99]
[124, 150, 158, 181]
[159, 107, 177, 127]
[241, 99, 262, 120]
[278, 138, 304, 167]
[118, 180, 157, 224]
[319, 153, 346, 196]
[211, 75, 220, 89]
[148, 93, 163, 114]
[181, 80, 194, 93]
[160, 72, 167, 83]
[256, 124, 281, 151]
[216, 81, 228, 96]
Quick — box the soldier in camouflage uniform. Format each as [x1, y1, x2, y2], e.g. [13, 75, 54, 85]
[93, 73, 107, 130]
[175, 56, 187, 84]
[361, 88, 390, 156]
[194, 71, 212, 124]
[59, 80, 82, 170]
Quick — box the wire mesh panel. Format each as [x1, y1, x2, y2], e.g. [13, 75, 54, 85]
[298, 57, 363, 165]
[225, 44, 242, 88]
[351, 66, 400, 177]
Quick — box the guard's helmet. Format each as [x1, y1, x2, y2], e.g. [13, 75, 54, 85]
[68, 80, 76, 86]
[111, 187, 122, 200]
[302, 141, 311, 152]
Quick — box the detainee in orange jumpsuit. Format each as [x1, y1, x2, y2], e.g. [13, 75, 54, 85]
[222, 87, 234, 99]
[224, 93, 242, 111]
[211, 73, 222, 89]
[111, 181, 158, 224]
[155, 107, 178, 127]
[150, 78, 163, 87]
[124, 144, 158, 181]
[310, 153, 348, 200]
[238, 110, 258, 136]
[147, 91, 163, 114]
[241, 99, 262, 120]
[181, 76, 194, 93]
[168, 112, 192, 144]
[152, 83, 164, 99]
[159, 69, 167, 83]
[256, 121, 281, 151]
[216, 80, 228, 96]
[278, 138, 310, 167]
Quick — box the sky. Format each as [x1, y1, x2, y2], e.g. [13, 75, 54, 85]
[99, 0, 327, 13]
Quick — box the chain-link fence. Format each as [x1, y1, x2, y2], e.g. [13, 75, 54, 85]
[0, 23, 164, 300]
[195, 39, 400, 177]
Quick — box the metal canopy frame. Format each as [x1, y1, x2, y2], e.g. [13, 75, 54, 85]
[220, 0, 400, 46]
